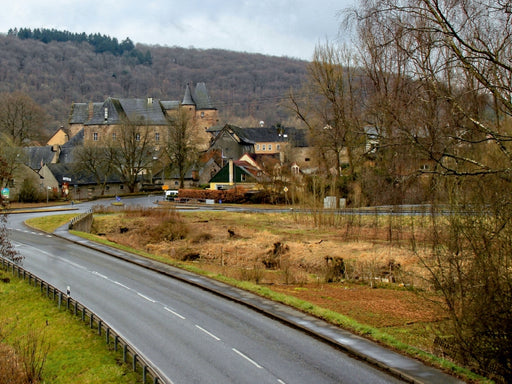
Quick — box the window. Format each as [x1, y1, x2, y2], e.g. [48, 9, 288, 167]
[262, 144, 266, 151]
[155, 132, 160, 142]
[256, 144, 260, 150]
[93, 132, 98, 141]
[136, 133, 141, 141]
[241, 174, 246, 181]
[268, 144, 272, 151]
[276, 144, 281, 151]
[112, 132, 116, 140]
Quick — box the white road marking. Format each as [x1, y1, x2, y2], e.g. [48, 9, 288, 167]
[114, 281, 130, 290]
[195, 325, 221, 341]
[92, 271, 108, 279]
[277, 379, 287, 384]
[164, 307, 186, 320]
[232, 348, 263, 369]
[137, 292, 156, 303]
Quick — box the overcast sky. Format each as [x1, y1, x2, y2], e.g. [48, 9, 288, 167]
[1, 0, 357, 60]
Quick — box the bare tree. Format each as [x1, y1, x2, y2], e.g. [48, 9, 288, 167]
[109, 118, 155, 193]
[288, 42, 364, 205]
[0, 135, 26, 188]
[350, 0, 512, 379]
[72, 145, 115, 195]
[0, 92, 47, 146]
[163, 108, 200, 189]
[0, 157, 22, 264]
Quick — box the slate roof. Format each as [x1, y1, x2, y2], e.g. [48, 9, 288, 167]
[68, 83, 215, 126]
[193, 82, 215, 109]
[211, 124, 308, 147]
[23, 146, 55, 170]
[68, 103, 89, 124]
[181, 84, 195, 105]
[47, 163, 122, 185]
[160, 100, 180, 110]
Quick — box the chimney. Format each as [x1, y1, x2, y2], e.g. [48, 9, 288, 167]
[88, 102, 94, 119]
[229, 159, 234, 184]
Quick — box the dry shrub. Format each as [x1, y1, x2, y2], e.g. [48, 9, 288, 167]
[0, 343, 27, 384]
[191, 232, 213, 243]
[148, 219, 188, 242]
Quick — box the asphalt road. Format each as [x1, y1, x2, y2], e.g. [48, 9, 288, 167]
[3, 199, 464, 383]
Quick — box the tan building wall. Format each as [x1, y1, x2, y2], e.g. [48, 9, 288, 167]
[254, 141, 285, 154]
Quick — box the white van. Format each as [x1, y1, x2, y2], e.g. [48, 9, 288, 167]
[165, 190, 179, 200]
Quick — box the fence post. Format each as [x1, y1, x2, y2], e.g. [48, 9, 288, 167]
[123, 344, 127, 363]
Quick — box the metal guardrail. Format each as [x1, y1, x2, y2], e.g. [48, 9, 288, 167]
[0, 257, 168, 384]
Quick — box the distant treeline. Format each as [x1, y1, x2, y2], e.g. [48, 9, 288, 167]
[7, 27, 152, 65]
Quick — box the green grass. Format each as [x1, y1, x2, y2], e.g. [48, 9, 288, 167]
[0, 270, 139, 384]
[25, 213, 79, 233]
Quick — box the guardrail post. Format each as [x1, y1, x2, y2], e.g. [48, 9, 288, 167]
[98, 320, 102, 336]
[67, 296, 70, 310]
[154, 377, 159, 384]
[133, 354, 137, 372]
[74, 301, 78, 316]
[58, 292, 62, 309]
[106, 327, 110, 344]
[114, 335, 119, 351]
[123, 344, 127, 363]
[90, 313, 94, 329]
[143, 365, 147, 383]
[82, 307, 85, 322]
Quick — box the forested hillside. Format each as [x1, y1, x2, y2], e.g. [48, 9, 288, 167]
[0, 31, 308, 139]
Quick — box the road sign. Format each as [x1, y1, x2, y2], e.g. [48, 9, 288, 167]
[162, 185, 169, 190]
[1, 188, 9, 199]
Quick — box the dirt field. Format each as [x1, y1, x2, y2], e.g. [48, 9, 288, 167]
[89, 206, 445, 352]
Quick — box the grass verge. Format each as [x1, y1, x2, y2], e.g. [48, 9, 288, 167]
[0, 269, 139, 384]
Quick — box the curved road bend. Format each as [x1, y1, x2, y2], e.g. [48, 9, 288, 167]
[5, 205, 462, 384]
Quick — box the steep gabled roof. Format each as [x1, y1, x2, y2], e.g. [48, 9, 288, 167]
[193, 82, 215, 110]
[182, 84, 194, 105]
